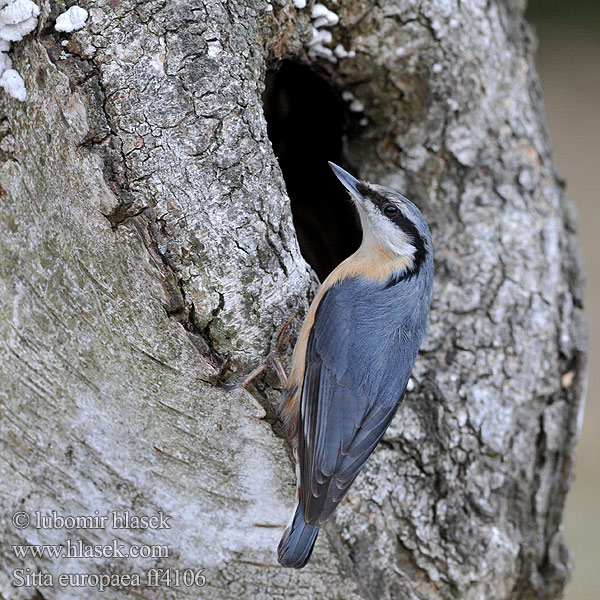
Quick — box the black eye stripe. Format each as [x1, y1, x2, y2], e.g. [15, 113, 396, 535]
[356, 181, 428, 277]
[357, 182, 397, 214]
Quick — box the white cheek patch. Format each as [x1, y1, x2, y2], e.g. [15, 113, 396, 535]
[357, 201, 416, 258]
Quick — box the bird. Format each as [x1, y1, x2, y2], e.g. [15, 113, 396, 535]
[277, 162, 434, 568]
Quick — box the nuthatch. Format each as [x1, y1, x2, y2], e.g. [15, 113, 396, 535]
[278, 162, 434, 568]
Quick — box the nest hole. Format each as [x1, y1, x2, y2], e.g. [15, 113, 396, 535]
[263, 62, 362, 281]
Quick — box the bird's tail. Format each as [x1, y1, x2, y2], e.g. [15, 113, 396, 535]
[277, 501, 320, 568]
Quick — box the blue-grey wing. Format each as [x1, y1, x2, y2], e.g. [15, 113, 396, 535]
[300, 276, 428, 526]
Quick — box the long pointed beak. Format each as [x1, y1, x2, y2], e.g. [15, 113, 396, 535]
[328, 162, 364, 200]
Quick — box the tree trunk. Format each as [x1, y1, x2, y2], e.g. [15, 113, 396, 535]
[0, 1, 585, 599]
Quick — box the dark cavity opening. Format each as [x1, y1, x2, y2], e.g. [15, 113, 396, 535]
[263, 62, 362, 281]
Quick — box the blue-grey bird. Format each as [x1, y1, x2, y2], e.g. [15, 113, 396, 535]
[277, 162, 434, 568]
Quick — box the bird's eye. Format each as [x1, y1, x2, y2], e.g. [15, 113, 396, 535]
[383, 204, 399, 218]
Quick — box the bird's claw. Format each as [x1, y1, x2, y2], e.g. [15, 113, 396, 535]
[217, 311, 299, 390]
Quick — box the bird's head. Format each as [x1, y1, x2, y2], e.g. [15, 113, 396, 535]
[328, 162, 432, 272]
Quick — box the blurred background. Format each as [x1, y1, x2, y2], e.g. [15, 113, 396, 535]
[526, 2, 599, 598]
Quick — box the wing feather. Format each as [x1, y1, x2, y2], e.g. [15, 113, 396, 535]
[299, 276, 428, 526]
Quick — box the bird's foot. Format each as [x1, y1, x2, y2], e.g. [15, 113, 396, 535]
[217, 311, 298, 390]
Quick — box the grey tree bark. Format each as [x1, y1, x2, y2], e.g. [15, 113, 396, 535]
[0, 1, 585, 599]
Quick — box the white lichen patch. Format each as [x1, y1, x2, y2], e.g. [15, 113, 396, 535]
[311, 3, 338, 27]
[0, 15, 34, 40]
[333, 43, 355, 59]
[341, 89, 365, 113]
[293, 0, 306, 8]
[305, 2, 354, 64]
[0, 0, 39, 41]
[0, 0, 40, 100]
[55, 5, 88, 33]
[0, 0, 38, 25]
[307, 27, 333, 60]
[0, 67, 26, 100]
[349, 98, 364, 112]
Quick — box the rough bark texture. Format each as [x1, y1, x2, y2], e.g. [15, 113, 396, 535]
[0, 1, 585, 599]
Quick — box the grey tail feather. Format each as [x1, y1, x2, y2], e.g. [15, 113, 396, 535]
[278, 501, 320, 568]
